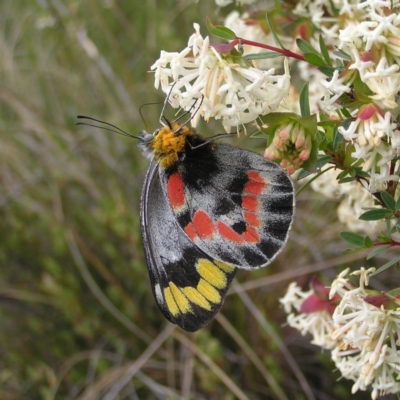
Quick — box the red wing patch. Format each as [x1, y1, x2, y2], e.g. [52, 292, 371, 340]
[242, 226, 260, 243]
[217, 221, 244, 244]
[192, 210, 215, 239]
[244, 171, 268, 195]
[184, 223, 197, 241]
[242, 195, 258, 211]
[183, 171, 270, 246]
[243, 211, 260, 227]
[167, 172, 185, 211]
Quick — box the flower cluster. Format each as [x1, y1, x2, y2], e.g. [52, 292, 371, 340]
[310, 168, 385, 233]
[150, 0, 400, 397]
[151, 23, 290, 130]
[282, 268, 400, 399]
[264, 121, 313, 175]
[280, 278, 339, 349]
[321, 2, 400, 191]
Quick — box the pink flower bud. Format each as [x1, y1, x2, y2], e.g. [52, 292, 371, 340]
[299, 149, 310, 160]
[295, 129, 306, 149]
[279, 128, 290, 141]
[264, 146, 281, 161]
[286, 164, 296, 175]
[273, 136, 282, 149]
[358, 104, 381, 121]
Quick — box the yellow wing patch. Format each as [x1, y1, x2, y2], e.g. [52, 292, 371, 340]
[163, 258, 234, 317]
[197, 259, 227, 289]
[182, 287, 211, 310]
[214, 260, 235, 273]
[197, 278, 221, 304]
[164, 287, 180, 317]
[170, 283, 192, 314]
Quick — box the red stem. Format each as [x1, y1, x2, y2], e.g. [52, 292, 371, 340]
[231, 37, 306, 62]
[374, 240, 400, 247]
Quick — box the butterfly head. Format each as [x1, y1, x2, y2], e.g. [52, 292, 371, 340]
[138, 121, 198, 169]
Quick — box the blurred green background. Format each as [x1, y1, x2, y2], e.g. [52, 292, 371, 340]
[0, 1, 384, 399]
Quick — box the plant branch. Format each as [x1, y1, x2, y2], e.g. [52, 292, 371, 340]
[231, 37, 306, 61]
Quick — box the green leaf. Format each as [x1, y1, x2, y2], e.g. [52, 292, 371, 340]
[354, 168, 370, 178]
[304, 53, 326, 67]
[319, 136, 328, 151]
[297, 114, 318, 134]
[367, 244, 391, 260]
[316, 154, 332, 169]
[250, 130, 267, 138]
[388, 287, 400, 297]
[257, 112, 298, 127]
[372, 255, 400, 276]
[341, 107, 351, 118]
[206, 18, 236, 40]
[380, 191, 396, 210]
[296, 39, 319, 55]
[318, 120, 341, 128]
[340, 231, 365, 247]
[359, 209, 393, 221]
[244, 51, 282, 60]
[364, 236, 373, 248]
[300, 83, 310, 117]
[266, 13, 284, 49]
[353, 72, 374, 97]
[297, 169, 312, 180]
[333, 126, 344, 151]
[395, 196, 400, 211]
[338, 177, 356, 184]
[333, 49, 351, 61]
[318, 66, 335, 78]
[319, 35, 331, 65]
[336, 170, 349, 180]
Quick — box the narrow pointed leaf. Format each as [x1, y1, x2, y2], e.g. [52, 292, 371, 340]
[340, 231, 365, 247]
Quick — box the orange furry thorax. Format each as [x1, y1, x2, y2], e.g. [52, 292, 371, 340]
[149, 122, 197, 169]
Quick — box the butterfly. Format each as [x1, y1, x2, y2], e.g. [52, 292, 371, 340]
[77, 101, 294, 332]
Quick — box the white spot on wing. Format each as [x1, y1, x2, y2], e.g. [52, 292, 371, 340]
[154, 284, 164, 305]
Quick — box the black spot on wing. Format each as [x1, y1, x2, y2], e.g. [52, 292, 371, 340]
[232, 220, 246, 235]
[177, 209, 191, 228]
[215, 197, 236, 215]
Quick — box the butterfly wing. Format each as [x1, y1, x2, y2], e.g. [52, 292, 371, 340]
[140, 161, 236, 332]
[160, 143, 294, 270]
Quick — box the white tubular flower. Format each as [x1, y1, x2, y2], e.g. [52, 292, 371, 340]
[338, 103, 399, 191]
[363, 57, 400, 110]
[320, 68, 354, 111]
[338, 5, 400, 109]
[151, 23, 290, 129]
[339, 104, 387, 146]
[310, 168, 387, 232]
[330, 267, 400, 399]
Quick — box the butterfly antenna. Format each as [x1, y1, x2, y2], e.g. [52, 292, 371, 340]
[159, 82, 181, 127]
[139, 102, 164, 132]
[76, 116, 137, 139]
[175, 95, 204, 128]
[158, 83, 204, 131]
